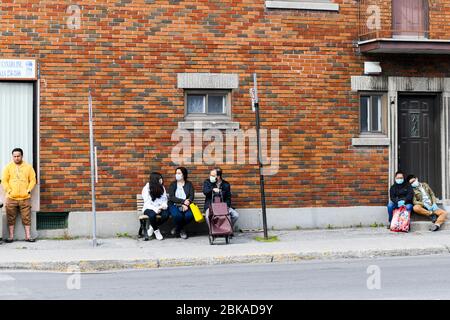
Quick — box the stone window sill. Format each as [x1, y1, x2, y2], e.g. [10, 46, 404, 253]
[178, 120, 240, 130]
[265, 1, 339, 11]
[352, 136, 390, 147]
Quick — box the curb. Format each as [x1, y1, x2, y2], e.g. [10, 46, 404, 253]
[0, 247, 448, 272]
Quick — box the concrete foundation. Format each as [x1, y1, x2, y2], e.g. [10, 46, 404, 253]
[31, 204, 450, 239]
[39, 206, 388, 239]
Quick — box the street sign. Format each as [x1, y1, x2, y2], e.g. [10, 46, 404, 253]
[249, 88, 256, 112]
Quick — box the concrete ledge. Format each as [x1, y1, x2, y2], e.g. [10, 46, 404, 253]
[352, 136, 390, 147]
[265, 1, 339, 11]
[178, 120, 240, 130]
[64, 207, 389, 238]
[237, 206, 387, 230]
[177, 73, 239, 89]
[67, 211, 209, 238]
[68, 211, 139, 238]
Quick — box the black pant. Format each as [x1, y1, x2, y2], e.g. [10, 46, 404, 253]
[144, 209, 170, 230]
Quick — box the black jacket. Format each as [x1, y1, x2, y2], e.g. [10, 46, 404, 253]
[203, 178, 232, 210]
[389, 182, 414, 206]
[168, 181, 195, 206]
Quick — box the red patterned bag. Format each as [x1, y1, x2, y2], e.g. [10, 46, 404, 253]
[390, 206, 410, 233]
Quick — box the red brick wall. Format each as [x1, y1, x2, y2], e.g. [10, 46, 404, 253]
[1, 0, 449, 211]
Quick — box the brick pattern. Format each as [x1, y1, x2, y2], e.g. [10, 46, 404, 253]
[0, 0, 449, 211]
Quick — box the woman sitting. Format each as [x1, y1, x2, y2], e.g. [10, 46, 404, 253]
[168, 167, 195, 239]
[141, 172, 170, 241]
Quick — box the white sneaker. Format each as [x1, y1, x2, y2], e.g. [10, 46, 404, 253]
[147, 226, 154, 238]
[154, 229, 163, 240]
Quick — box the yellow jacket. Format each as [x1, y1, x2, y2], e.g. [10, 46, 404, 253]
[1, 161, 36, 200]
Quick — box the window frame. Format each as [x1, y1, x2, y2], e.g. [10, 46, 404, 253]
[184, 89, 232, 121]
[359, 92, 387, 135]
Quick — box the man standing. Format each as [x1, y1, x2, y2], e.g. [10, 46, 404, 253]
[1, 148, 37, 242]
[407, 174, 447, 232]
[203, 168, 239, 231]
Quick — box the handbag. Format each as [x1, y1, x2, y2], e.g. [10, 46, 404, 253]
[190, 203, 205, 223]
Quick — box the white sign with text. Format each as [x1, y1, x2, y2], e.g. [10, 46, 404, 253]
[0, 59, 36, 80]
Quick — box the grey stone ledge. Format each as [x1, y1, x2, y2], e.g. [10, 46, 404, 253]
[265, 1, 339, 11]
[352, 136, 390, 147]
[177, 73, 239, 89]
[178, 120, 240, 130]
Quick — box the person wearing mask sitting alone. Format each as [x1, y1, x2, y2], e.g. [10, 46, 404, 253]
[407, 174, 448, 232]
[387, 171, 414, 228]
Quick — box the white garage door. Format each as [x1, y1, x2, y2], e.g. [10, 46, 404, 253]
[0, 82, 34, 171]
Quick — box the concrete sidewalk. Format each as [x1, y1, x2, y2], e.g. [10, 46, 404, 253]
[0, 227, 450, 272]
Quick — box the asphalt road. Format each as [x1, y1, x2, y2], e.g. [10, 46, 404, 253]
[1, 254, 450, 300]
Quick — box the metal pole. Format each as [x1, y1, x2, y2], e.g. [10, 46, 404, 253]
[253, 73, 269, 240]
[88, 89, 97, 247]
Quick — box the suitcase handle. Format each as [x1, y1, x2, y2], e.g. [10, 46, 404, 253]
[212, 189, 223, 203]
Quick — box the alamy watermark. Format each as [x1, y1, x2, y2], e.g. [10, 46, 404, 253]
[66, 265, 81, 290]
[66, 4, 81, 30]
[366, 265, 381, 290]
[171, 123, 280, 176]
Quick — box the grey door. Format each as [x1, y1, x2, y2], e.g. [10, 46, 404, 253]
[398, 94, 441, 198]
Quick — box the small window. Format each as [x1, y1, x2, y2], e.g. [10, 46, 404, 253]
[360, 94, 383, 134]
[185, 90, 231, 119]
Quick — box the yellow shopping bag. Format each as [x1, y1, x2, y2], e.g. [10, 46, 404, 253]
[190, 203, 205, 223]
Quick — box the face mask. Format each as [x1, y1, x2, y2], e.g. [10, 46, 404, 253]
[395, 179, 404, 185]
[175, 174, 183, 181]
[210, 176, 216, 183]
[159, 179, 163, 185]
[411, 180, 419, 188]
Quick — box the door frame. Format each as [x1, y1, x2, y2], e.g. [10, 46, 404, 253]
[0, 79, 40, 211]
[388, 77, 450, 203]
[351, 76, 450, 203]
[397, 92, 442, 197]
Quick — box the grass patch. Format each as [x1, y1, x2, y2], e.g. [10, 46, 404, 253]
[51, 235, 75, 240]
[116, 232, 132, 238]
[254, 235, 279, 242]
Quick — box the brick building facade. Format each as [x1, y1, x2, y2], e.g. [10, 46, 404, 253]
[1, 0, 450, 235]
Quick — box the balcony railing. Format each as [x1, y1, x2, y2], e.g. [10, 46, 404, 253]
[358, 0, 430, 42]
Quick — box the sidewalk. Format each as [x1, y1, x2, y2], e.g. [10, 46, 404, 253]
[1, 227, 450, 272]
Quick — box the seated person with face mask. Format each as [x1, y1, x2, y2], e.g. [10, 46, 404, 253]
[202, 168, 239, 233]
[387, 170, 414, 228]
[407, 174, 448, 232]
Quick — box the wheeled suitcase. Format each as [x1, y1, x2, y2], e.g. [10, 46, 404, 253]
[207, 192, 233, 245]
